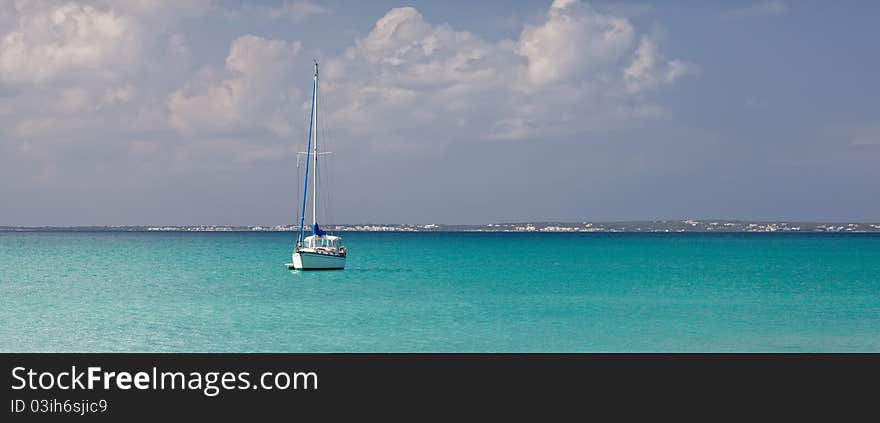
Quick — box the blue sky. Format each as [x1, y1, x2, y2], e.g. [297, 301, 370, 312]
[1, 0, 878, 225]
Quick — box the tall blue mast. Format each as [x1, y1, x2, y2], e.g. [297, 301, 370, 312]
[297, 62, 318, 245]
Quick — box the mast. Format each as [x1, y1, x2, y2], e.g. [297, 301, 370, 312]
[297, 61, 318, 245]
[312, 61, 318, 233]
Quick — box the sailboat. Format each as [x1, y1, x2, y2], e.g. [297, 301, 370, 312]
[287, 61, 346, 270]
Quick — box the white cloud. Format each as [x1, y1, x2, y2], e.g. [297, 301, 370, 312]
[0, 2, 140, 84]
[0, 0, 209, 85]
[624, 36, 695, 94]
[0, 0, 208, 191]
[312, 0, 692, 143]
[321, 6, 522, 145]
[518, 0, 635, 85]
[2, 0, 695, 194]
[167, 1, 695, 147]
[168, 35, 303, 138]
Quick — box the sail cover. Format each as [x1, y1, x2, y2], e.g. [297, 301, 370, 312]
[313, 223, 326, 236]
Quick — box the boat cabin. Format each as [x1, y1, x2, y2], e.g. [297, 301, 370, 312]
[302, 235, 344, 251]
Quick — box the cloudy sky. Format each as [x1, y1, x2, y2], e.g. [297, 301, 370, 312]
[1, 0, 878, 226]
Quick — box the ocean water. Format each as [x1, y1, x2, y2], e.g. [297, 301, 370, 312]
[1, 231, 879, 352]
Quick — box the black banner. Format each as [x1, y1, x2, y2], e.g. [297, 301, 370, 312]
[3, 354, 877, 419]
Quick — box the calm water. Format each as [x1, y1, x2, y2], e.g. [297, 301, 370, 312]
[1, 231, 879, 352]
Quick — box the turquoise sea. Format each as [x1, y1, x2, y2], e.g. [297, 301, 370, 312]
[1, 231, 879, 352]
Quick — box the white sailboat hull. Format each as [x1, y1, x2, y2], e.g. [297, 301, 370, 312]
[290, 251, 346, 270]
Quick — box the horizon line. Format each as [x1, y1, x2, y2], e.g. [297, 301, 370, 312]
[3, 218, 880, 228]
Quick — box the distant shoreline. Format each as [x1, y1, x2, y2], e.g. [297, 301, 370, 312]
[3, 220, 880, 233]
